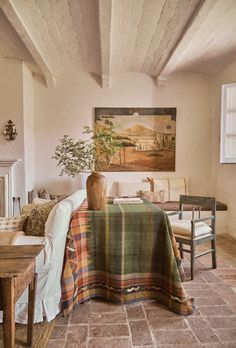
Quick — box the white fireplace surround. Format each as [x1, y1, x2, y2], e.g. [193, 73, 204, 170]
[0, 159, 21, 217]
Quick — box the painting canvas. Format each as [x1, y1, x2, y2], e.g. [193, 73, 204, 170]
[95, 107, 176, 172]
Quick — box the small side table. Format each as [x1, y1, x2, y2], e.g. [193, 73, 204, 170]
[0, 245, 44, 348]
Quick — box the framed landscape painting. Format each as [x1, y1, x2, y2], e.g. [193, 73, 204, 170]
[95, 107, 176, 172]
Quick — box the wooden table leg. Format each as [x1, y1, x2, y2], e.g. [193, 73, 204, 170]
[2, 277, 15, 348]
[27, 274, 37, 346]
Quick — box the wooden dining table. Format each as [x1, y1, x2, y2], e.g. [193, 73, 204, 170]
[61, 199, 194, 316]
[0, 245, 44, 348]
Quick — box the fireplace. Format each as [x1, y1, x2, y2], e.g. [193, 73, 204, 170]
[0, 160, 20, 217]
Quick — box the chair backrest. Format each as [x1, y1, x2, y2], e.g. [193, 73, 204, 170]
[179, 195, 216, 229]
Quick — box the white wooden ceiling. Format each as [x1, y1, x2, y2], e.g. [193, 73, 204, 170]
[0, 0, 236, 88]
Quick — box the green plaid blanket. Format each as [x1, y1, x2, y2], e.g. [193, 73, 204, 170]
[61, 199, 194, 315]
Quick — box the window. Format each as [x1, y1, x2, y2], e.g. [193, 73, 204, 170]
[220, 83, 236, 163]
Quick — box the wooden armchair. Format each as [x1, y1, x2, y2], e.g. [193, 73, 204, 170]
[169, 195, 216, 280]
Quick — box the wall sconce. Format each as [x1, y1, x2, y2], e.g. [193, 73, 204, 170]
[3, 120, 17, 141]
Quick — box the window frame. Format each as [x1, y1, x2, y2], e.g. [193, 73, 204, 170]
[220, 82, 236, 164]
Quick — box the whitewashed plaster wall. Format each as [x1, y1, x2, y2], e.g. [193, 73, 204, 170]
[23, 63, 35, 196]
[0, 58, 26, 210]
[211, 58, 236, 239]
[34, 71, 213, 197]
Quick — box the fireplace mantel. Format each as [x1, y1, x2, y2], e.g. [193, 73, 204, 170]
[0, 159, 21, 216]
[0, 159, 21, 167]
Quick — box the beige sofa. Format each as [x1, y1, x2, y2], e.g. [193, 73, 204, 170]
[0, 189, 87, 324]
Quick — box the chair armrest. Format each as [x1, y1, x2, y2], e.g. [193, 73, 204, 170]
[167, 211, 180, 216]
[192, 215, 215, 223]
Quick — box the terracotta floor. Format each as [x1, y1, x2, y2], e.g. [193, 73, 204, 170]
[46, 236, 236, 348]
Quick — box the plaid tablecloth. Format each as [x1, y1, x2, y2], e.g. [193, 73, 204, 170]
[61, 199, 194, 315]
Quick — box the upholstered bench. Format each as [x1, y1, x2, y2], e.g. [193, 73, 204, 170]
[154, 201, 228, 235]
[115, 178, 228, 235]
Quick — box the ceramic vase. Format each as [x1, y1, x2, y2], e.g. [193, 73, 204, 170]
[86, 172, 107, 210]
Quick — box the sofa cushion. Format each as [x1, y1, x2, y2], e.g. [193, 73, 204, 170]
[25, 200, 58, 236]
[117, 181, 150, 197]
[148, 177, 188, 201]
[0, 215, 27, 232]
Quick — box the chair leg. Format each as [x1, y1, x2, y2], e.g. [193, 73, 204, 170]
[211, 238, 217, 269]
[179, 243, 184, 259]
[190, 243, 195, 280]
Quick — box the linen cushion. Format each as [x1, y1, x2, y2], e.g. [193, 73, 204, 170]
[148, 177, 188, 201]
[45, 189, 87, 240]
[171, 220, 212, 238]
[117, 181, 150, 197]
[38, 187, 51, 200]
[25, 200, 58, 236]
[140, 190, 165, 203]
[0, 215, 27, 232]
[22, 197, 51, 215]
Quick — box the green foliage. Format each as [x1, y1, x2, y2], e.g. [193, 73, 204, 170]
[53, 126, 122, 177]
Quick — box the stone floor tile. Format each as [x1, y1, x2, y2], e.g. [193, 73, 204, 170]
[126, 305, 145, 320]
[213, 284, 236, 297]
[215, 270, 236, 276]
[190, 307, 202, 316]
[193, 328, 220, 343]
[152, 329, 197, 345]
[148, 317, 188, 330]
[155, 345, 203, 348]
[129, 320, 154, 346]
[55, 314, 70, 325]
[223, 343, 236, 348]
[90, 312, 127, 324]
[195, 297, 227, 306]
[89, 324, 129, 338]
[196, 344, 226, 348]
[183, 283, 212, 290]
[187, 316, 210, 329]
[88, 337, 132, 348]
[183, 274, 208, 283]
[207, 316, 236, 328]
[214, 328, 236, 342]
[90, 300, 125, 313]
[65, 325, 88, 348]
[144, 306, 180, 318]
[46, 339, 66, 348]
[198, 305, 235, 316]
[69, 302, 89, 324]
[186, 289, 219, 298]
[223, 295, 236, 304]
[202, 272, 222, 283]
[223, 280, 236, 287]
[50, 325, 67, 339]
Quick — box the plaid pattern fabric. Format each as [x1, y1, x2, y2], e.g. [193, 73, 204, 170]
[61, 199, 194, 316]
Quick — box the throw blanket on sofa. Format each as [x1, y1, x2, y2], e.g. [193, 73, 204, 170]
[61, 199, 194, 316]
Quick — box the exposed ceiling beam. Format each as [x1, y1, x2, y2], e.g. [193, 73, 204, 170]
[0, 0, 56, 88]
[156, 75, 167, 88]
[158, 0, 218, 78]
[98, 0, 113, 89]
